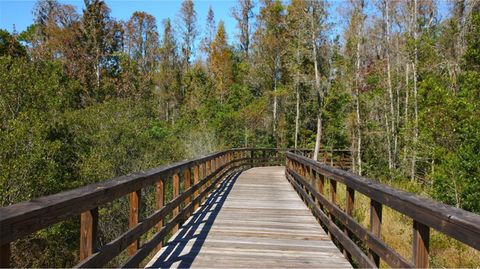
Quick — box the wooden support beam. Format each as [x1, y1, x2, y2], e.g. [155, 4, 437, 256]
[193, 165, 200, 211]
[80, 207, 98, 260]
[128, 190, 141, 256]
[172, 173, 180, 234]
[155, 178, 164, 251]
[184, 168, 191, 205]
[344, 187, 355, 260]
[413, 220, 430, 268]
[0, 244, 10, 268]
[369, 199, 383, 267]
[330, 179, 337, 204]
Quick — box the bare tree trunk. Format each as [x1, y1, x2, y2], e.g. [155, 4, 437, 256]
[384, 0, 395, 169]
[273, 73, 278, 135]
[295, 79, 300, 149]
[312, 5, 323, 161]
[411, 0, 419, 181]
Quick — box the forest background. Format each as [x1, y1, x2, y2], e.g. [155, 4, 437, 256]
[0, 0, 479, 267]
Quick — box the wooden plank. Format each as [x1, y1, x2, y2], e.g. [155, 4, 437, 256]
[0, 244, 10, 268]
[123, 166, 243, 268]
[128, 190, 141, 256]
[148, 167, 352, 269]
[285, 152, 480, 251]
[76, 161, 244, 268]
[369, 199, 382, 267]
[413, 220, 429, 268]
[80, 208, 98, 260]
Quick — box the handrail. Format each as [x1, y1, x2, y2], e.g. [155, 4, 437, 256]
[0, 148, 350, 268]
[285, 151, 480, 268]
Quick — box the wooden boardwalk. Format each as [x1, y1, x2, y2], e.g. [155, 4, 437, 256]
[146, 166, 351, 268]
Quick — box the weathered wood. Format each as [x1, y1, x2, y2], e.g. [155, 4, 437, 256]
[330, 179, 337, 204]
[285, 152, 480, 251]
[0, 150, 235, 246]
[172, 173, 180, 234]
[148, 167, 351, 269]
[155, 178, 164, 251]
[413, 220, 429, 268]
[344, 187, 355, 260]
[184, 168, 192, 205]
[369, 199, 382, 267]
[286, 171, 374, 268]
[0, 244, 10, 268]
[80, 208, 98, 261]
[76, 159, 247, 268]
[123, 165, 243, 268]
[128, 190, 141, 256]
[193, 165, 200, 211]
[287, 168, 413, 268]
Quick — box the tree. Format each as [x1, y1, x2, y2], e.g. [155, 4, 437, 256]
[232, 0, 255, 57]
[79, 0, 122, 105]
[125, 12, 159, 73]
[253, 0, 287, 139]
[200, 6, 216, 58]
[308, 0, 328, 161]
[157, 19, 181, 122]
[209, 21, 234, 102]
[178, 0, 198, 67]
[0, 29, 26, 57]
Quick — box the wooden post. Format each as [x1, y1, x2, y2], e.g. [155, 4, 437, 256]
[184, 168, 191, 205]
[193, 165, 200, 211]
[0, 244, 10, 268]
[128, 190, 141, 256]
[413, 220, 430, 268]
[369, 199, 382, 267]
[330, 179, 337, 204]
[317, 173, 325, 195]
[344, 187, 355, 260]
[172, 173, 180, 234]
[202, 162, 207, 204]
[155, 178, 164, 251]
[80, 207, 98, 260]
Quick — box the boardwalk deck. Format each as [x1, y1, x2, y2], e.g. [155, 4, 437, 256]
[146, 166, 352, 268]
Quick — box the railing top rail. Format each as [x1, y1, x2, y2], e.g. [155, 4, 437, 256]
[286, 151, 480, 250]
[0, 149, 249, 245]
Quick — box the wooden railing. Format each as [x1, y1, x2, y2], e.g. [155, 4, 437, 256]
[0, 148, 348, 268]
[285, 152, 480, 268]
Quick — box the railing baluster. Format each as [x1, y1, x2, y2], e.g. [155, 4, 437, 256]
[172, 173, 180, 234]
[193, 165, 200, 211]
[80, 207, 98, 260]
[413, 220, 430, 268]
[330, 179, 337, 204]
[369, 199, 383, 267]
[155, 178, 164, 251]
[0, 243, 10, 268]
[128, 190, 141, 256]
[344, 187, 355, 260]
[184, 168, 191, 217]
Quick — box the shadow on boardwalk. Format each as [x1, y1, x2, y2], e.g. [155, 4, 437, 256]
[147, 170, 242, 269]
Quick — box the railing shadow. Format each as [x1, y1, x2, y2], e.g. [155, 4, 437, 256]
[146, 170, 242, 269]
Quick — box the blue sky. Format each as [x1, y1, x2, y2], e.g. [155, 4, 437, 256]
[0, 0, 450, 44]
[0, 0, 246, 42]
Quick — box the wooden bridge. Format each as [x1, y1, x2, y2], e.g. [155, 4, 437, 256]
[0, 148, 479, 268]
